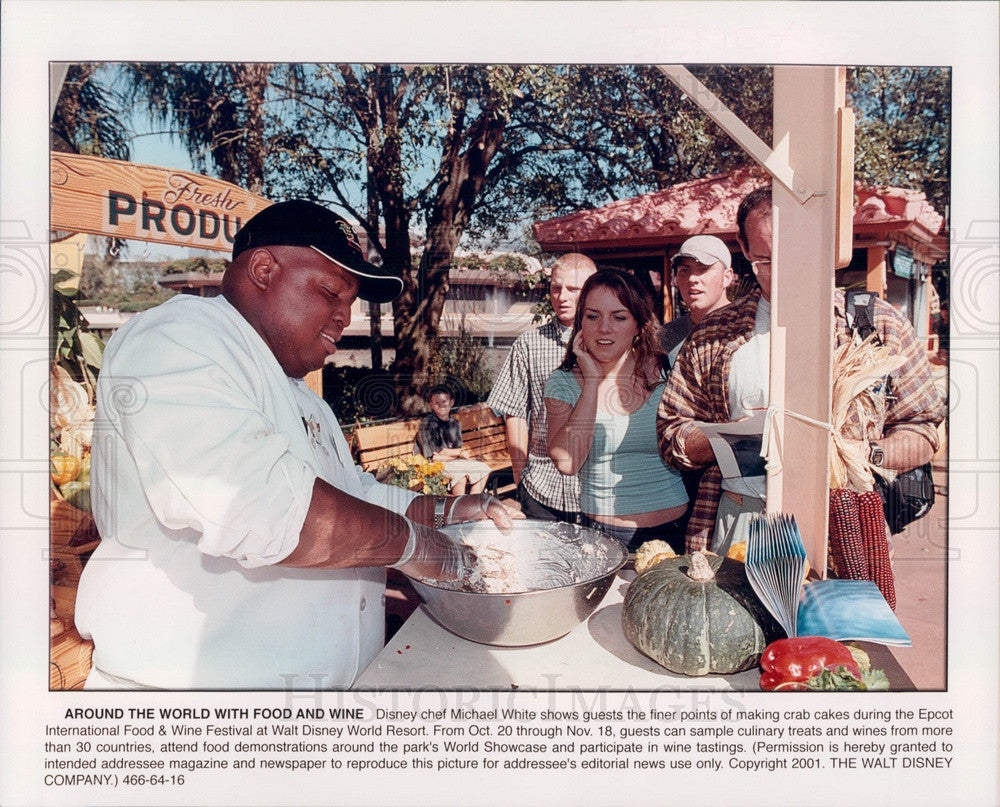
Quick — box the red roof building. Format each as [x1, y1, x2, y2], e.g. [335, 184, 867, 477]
[533, 167, 946, 334]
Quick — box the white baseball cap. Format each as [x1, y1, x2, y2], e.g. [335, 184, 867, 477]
[671, 235, 732, 270]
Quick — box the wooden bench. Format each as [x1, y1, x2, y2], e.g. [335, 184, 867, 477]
[350, 402, 514, 496]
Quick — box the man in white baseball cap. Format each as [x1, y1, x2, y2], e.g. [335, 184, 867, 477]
[661, 234, 735, 366]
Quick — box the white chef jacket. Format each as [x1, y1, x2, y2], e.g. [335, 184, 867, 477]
[75, 295, 417, 689]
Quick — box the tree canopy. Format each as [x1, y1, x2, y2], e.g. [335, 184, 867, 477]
[53, 62, 950, 414]
[849, 66, 950, 215]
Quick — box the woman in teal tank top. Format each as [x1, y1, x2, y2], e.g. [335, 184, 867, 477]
[545, 270, 688, 553]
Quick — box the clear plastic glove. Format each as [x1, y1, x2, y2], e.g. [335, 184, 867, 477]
[446, 493, 524, 534]
[391, 520, 476, 582]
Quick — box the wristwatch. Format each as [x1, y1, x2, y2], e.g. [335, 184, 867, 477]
[868, 440, 885, 467]
[434, 498, 447, 529]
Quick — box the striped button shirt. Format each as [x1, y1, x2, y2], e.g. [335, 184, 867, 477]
[487, 320, 581, 512]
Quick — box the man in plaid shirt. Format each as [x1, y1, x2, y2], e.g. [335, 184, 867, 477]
[488, 253, 597, 521]
[658, 186, 945, 552]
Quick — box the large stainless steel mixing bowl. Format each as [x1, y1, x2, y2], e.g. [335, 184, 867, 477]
[405, 519, 628, 646]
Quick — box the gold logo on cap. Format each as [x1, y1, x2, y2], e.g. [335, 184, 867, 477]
[337, 220, 363, 255]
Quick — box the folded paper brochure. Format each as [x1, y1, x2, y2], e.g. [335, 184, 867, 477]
[745, 513, 910, 646]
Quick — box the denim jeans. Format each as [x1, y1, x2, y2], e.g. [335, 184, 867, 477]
[581, 513, 687, 554]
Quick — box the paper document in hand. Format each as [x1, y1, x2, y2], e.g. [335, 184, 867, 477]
[745, 513, 910, 647]
[694, 410, 767, 479]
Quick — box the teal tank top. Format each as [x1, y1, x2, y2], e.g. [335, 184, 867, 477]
[544, 370, 687, 517]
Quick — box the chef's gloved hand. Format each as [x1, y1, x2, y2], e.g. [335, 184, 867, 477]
[446, 493, 524, 534]
[390, 519, 476, 582]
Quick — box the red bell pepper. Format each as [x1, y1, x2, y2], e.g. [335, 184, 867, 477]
[760, 637, 876, 691]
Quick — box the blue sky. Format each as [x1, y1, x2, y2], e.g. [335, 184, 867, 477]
[126, 115, 194, 174]
[117, 95, 212, 261]
[92, 62, 512, 261]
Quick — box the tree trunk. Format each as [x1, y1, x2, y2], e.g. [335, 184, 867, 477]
[239, 63, 272, 195]
[391, 107, 508, 415]
[365, 167, 384, 371]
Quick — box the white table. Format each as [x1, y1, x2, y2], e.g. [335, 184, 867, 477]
[355, 572, 762, 690]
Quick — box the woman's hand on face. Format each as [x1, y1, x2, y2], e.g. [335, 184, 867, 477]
[573, 332, 603, 380]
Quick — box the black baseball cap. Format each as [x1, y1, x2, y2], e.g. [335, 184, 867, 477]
[232, 199, 404, 304]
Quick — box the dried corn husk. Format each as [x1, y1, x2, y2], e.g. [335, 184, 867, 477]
[51, 364, 92, 426]
[51, 364, 94, 456]
[828, 335, 906, 491]
[59, 422, 94, 457]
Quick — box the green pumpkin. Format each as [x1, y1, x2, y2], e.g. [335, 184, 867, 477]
[622, 552, 782, 676]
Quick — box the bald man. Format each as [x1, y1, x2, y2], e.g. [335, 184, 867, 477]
[76, 200, 515, 690]
[488, 253, 597, 521]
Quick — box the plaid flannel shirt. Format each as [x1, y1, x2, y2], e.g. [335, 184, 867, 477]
[658, 288, 944, 551]
[487, 320, 581, 512]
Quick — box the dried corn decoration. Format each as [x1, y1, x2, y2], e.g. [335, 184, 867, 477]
[828, 489, 869, 580]
[826, 332, 902, 608]
[828, 335, 905, 491]
[51, 364, 94, 458]
[858, 491, 896, 610]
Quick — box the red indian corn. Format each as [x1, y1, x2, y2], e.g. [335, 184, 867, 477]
[828, 489, 868, 580]
[858, 491, 896, 610]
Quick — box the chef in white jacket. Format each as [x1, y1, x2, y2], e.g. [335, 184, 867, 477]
[76, 199, 514, 690]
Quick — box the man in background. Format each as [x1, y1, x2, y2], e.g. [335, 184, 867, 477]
[658, 186, 944, 552]
[659, 234, 737, 535]
[488, 253, 597, 522]
[660, 234, 735, 367]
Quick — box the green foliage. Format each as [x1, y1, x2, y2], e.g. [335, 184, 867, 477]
[452, 254, 487, 272]
[52, 269, 104, 393]
[485, 253, 527, 274]
[849, 67, 950, 214]
[493, 253, 551, 323]
[119, 63, 281, 191]
[88, 61, 951, 248]
[427, 325, 494, 403]
[77, 250, 183, 309]
[323, 367, 398, 424]
[468, 64, 775, 239]
[52, 63, 130, 161]
[159, 257, 228, 275]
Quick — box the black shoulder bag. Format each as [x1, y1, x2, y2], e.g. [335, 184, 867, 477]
[845, 290, 935, 534]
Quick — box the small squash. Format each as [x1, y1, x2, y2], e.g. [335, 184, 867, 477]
[633, 540, 677, 575]
[51, 454, 81, 486]
[622, 552, 782, 676]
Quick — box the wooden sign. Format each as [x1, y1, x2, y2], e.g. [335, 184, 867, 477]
[50, 152, 272, 253]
